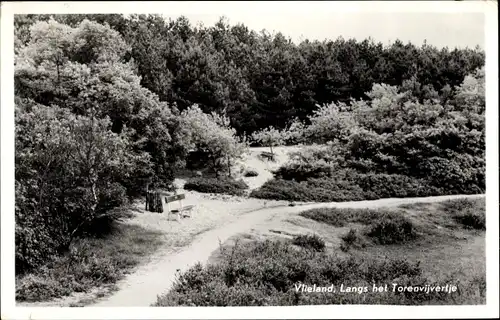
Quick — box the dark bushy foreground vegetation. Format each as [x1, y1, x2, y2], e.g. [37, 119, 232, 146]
[184, 177, 249, 196]
[155, 239, 485, 306]
[156, 198, 486, 306]
[16, 223, 164, 302]
[340, 229, 367, 252]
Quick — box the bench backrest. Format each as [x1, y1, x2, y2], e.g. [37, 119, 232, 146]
[165, 193, 186, 203]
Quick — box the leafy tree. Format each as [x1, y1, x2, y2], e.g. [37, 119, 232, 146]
[306, 102, 357, 144]
[179, 105, 247, 177]
[15, 102, 147, 271]
[251, 126, 286, 154]
[15, 18, 180, 190]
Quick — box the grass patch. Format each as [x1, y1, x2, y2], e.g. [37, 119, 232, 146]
[155, 239, 484, 306]
[399, 197, 486, 232]
[184, 177, 249, 196]
[292, 234, 326, 252]
[16, 223, 164, 302]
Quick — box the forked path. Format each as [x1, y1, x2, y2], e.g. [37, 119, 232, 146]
[90, 194, 484, 307]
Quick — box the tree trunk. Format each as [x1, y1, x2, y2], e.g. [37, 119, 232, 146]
[146, 190, 163, 213]
[145, 183, 150, 211]
[213, 158, 219, 178]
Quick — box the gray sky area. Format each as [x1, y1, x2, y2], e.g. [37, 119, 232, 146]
[161, 12, 484, 49]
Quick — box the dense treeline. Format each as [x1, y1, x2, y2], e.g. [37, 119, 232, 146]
[15, 14, 485, 135]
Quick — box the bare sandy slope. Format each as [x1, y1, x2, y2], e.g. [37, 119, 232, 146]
[87, 193, 483, 307]
[235, 146, 301, 190]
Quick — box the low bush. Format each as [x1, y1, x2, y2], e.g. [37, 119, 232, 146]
[244, 169, 259, 177]
[155, 239, 482, 306]
[249, 178, 369, 202]
[353, 173, 443, 199]
[442, 198, 486, 230]
[273, 161, 333, 182]
[299, 207, 389, 227]
[340, 228, 367, 252]
[292, 234, 326, 252]
[184, 177, 249, 196]
[365, 215, 418, 245]
[250, 172, 444, 203]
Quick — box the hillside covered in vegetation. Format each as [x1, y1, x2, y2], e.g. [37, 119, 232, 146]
[14, 14, 485, 282]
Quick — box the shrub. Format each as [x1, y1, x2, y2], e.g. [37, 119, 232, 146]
[292, 234, 326, 252]
[250, 172, 445, 203]
[15, 105, 148, 273]
[250, 178, 369, 202]
[340, 228, 367, 252]
[454, 213, 485, 230]
[184, 177, 249, 196]
[273, 162, 333, 182]
[251, 126, 286, 153]
[300, 207, 417, 245]
[180, 105, 248, 178]
[442, 198, 486, 230]
[353, 173, 442, 198]
[299, 207, 384, 227]
[365, 215, 417, 245]
[244, 169, 259, 177]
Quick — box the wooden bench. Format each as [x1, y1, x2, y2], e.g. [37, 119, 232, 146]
[164, 193, 195, 222]
[261, 151, 275, 161]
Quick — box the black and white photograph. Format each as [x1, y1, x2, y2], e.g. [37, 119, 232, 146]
[1, 1, 498, 319]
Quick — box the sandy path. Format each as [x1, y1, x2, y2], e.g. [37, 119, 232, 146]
[89, 193, 483, 307]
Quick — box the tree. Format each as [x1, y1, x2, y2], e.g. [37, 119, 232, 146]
[15, 102, 147, 271]
[15, 18, 181, 190]
[14, 18, 185, 273]
[306, 102, 357, 144]
[180, 105, 247, 177]
[251, 126, 286, 154]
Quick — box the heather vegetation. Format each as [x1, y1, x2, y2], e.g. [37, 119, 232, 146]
[155, 198, 486, 306]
